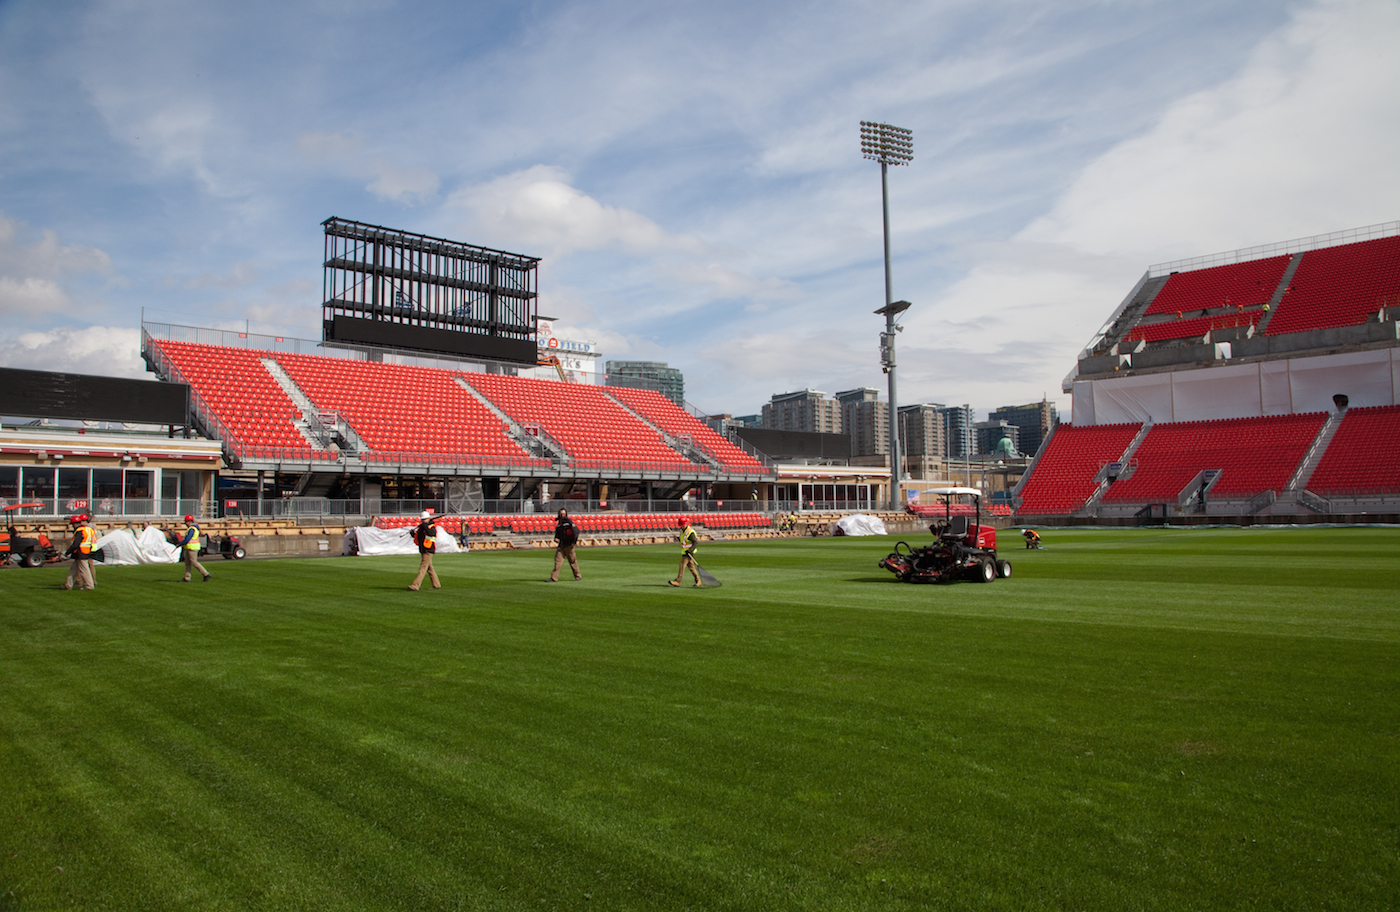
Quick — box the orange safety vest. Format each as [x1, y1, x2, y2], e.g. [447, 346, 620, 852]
[77, 525, 95, 555]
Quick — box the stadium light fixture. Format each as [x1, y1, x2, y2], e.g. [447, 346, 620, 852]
[861, 121, 913, 510]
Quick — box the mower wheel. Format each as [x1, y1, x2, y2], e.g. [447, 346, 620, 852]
[233, 546, 246, 559]
[973, 558, 995, 583]
[997, 560, 1012, 579]
[20, 550, 44, 569]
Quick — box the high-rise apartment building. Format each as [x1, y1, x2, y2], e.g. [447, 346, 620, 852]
[835, 388, 888, 457]
[897, 403, 946, 459]
[989, 400, 1058, 458]
[761, 390, 843, 434]
[605, 361, 685, 404]
[928, 404, 976, 458]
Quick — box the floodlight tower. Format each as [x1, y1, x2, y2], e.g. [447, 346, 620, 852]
[861, 120, 913, 510]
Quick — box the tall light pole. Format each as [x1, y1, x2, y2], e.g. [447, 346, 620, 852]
[862, 120, 913, 510]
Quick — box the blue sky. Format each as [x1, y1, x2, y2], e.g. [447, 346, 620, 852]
[2, 0, 1397, 420]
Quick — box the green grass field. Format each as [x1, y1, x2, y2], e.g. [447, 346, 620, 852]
[3, 528, 1397, 911]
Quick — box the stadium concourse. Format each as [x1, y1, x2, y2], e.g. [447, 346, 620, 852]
[1014, 221, 1400, 524]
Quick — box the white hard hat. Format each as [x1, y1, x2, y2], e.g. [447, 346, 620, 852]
[420, 511, 432, 520]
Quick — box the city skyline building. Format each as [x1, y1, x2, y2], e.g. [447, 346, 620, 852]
[762, 390, 843, 434]
[990, 400, 1058, 459]
[605, 360, 685, 404]
[836, 388, 888, 457]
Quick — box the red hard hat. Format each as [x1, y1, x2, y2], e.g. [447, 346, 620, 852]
[70, 514, 83, 523]
[679, 517, 690, 526]
[184, 514, 194, 522]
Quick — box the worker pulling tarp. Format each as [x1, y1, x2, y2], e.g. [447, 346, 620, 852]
[92, 526, 181, 565]
[344, 525, 463, 557]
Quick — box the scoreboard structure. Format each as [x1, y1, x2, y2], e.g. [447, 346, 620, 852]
[321, 217, 540, 365]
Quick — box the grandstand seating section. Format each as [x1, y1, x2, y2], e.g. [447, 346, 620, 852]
[1126, 308, 1265, 343]
[1100, 413, 1326, 504]
[145, 341, 774, 474]
[1145, 255, 1290, 316]
[604, 386, 766, 473]
[462, 372, 699, 472]
[1014, 424, 1141, 515]
[274, 354, 546, 468]
[1304, 405, 1400, 496]
[148, 340, 333, 461]
[377, 512, 773, 536]
[1266, 235, 1400, 335]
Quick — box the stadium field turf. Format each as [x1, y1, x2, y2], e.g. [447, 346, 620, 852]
[2, 527, 1397, 911]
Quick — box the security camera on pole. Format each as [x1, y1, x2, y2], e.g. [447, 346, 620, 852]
[861, 120, 913, 511]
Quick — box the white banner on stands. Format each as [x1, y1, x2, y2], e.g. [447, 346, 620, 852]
[1285, 350, 1394, 412]
[1083, 373, 1174, 424]
[1171, 364, 1263, 420]
[1073, 348, 1397, 424]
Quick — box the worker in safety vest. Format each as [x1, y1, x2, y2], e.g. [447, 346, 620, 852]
[179, 514, 211, 582]
[62, 513, 97, 590]
[669, 517, 702, 588]
[408, 511, 441, 591]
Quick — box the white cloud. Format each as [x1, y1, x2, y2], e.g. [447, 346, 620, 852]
[296, 131, 362, 160]
[0, 213, 113, 317]
[0, 326, 144, 378]
[185, 261, 258, 289]
[1022, 0, 1400, 258]
[662, 262, 799, 301]
[0, 277, 71, 315]
[448, 165, 705, 259]
[0, 213, 113, 281]
[297, 131, 439, 203]
[366, 158, 440, 204]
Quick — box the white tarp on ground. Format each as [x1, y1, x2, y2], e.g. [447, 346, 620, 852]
[92, 526, 180, 565]
[832, 514, 887, 536]
[344, 526, 463, 557]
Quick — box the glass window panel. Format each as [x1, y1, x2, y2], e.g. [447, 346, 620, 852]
[21, 467, 54, 501]
[0, 466, 17, 503]
[124, 470, 153, 498]
[58, 468, 90, 511]
[92, 468, 122, 499]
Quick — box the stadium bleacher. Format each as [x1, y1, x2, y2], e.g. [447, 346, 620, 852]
[462, 372, 700, 472]
[1101, 414, 1326, 504]
[1144, 255, 1291, 317]
[1265, 235, 1400, 335]
[1014, 423, 1141, 515]
[1305, 405, 1400, 496]
[273, 353, 544, 468]
[376, 512, 773, 536]
[148, 339, 334, 461]
[1126, 308, 1266, 343]
[604, 386, 766, 474]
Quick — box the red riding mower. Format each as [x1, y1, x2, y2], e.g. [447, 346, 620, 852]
[879, 487, 1012, 584]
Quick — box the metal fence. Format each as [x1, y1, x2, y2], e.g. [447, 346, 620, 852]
[0, 498, 206, 520]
